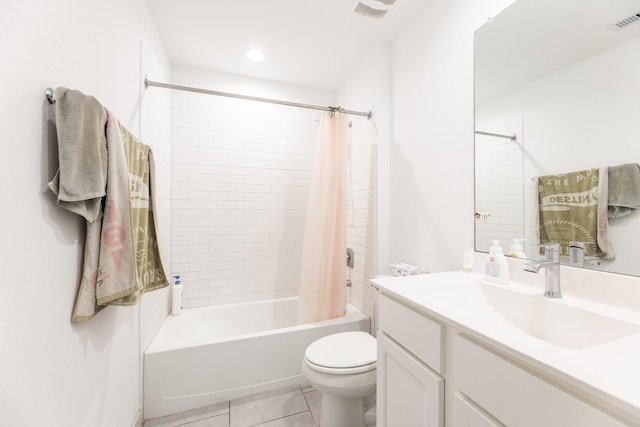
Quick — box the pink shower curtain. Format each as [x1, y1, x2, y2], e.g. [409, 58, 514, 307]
[297, 112, 348, 324]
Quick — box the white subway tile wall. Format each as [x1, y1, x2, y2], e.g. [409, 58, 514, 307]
[345, 91, 377, 321]
[170, 94, 319, 308]
[140, 70, 172, 351]
[474, 123, 524, 253]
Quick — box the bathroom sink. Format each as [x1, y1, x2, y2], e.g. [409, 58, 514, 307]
[479, 282, 640, 349]
[419, 280, 640, 349]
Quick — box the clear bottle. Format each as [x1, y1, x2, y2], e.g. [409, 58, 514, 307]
[484, 240, 510, 284]
[463, 246, 474, 272]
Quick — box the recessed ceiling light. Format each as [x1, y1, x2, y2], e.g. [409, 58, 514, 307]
[246, 48, 265, 62]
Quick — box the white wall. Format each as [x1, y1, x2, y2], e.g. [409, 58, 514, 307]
[169, 66, 334, 308]
[140, 47, 172, 353]
[0, 1, 169, 426]
[388, 0, 516, 272]
[337, 44, 391, 324]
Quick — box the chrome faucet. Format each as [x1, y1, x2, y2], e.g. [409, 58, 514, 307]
[524, 243, 561, 298]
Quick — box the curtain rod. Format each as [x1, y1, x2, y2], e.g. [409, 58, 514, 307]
[144, 77, 373, 119]
[475, 130, 517, 141]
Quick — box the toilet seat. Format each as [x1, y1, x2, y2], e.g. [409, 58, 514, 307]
[304, 331, 377, 375]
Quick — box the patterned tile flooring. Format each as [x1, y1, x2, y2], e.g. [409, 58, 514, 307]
[143, 385, 322, 427]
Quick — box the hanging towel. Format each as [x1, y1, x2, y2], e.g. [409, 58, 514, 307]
[536, 167, 614, 259]
[72, 110, 137, 321]
[608, 163, 640, 218]
[111, 122, 169, 304]
[71, 112, 169, 321]
[597, 167, 614, 260]
[48, 87, 107, 223]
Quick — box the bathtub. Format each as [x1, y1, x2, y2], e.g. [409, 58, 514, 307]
[143, 297, 370, 419]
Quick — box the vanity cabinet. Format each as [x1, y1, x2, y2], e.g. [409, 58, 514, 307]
[377, 294, 444, 427]
[451, 334, 626, 427]
[376, 292, 629, 427]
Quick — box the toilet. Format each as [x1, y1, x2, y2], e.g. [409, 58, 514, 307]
[302, 331, 377, 427]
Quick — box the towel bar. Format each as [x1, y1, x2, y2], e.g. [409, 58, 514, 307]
[45, 88, 55, 104]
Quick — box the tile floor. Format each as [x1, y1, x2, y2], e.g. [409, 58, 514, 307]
[143, 385, 323, 427]
[144, 384, 376, 427]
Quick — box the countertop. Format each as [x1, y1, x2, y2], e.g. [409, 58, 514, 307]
[371, 270, 640, 424]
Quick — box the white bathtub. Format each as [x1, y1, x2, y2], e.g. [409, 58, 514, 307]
[144, 297, 370, 419]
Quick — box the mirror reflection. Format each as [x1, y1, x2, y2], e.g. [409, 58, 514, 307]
[474, 0, 640, 276]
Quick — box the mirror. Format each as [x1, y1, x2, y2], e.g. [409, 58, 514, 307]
[474, 0, 640, 276]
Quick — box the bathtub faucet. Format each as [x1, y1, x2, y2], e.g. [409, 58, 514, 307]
[524, 243, 561, 298]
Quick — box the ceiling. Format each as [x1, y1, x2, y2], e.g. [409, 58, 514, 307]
[475, 0, 640, 104]
[145, 0, 429, 91]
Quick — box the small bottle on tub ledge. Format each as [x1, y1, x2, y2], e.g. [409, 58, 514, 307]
[171, 275, 183, 315]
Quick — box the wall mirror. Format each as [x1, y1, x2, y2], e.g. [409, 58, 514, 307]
[474, 0, 640, 276]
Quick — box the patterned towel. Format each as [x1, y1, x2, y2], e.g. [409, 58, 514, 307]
[112, 122, 169, 304]
[71, 113, 168, 322]
[72, 111, 136, 321]
[536, 167, 614, 260]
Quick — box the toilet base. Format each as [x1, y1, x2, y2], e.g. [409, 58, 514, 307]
[321, 393, 366, 427]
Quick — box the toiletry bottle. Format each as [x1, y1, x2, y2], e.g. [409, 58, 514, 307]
[508, 238, 527, 258]
[171, 275, 183, 315]
[485, 240, 510, 284]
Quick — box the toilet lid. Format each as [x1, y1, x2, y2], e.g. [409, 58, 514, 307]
[305, 331, 377, 372]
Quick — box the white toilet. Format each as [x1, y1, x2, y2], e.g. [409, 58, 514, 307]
[302, 331, 377, 427]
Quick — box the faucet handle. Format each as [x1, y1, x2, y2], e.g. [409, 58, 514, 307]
[539, 243, 561, 261]
[539, 243, 560, 251]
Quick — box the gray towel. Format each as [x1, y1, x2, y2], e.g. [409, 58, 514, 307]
[608, 163, 640, 218]
[48, 87, 107, 223]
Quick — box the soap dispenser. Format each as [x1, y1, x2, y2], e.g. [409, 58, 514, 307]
[508, 238, 527, 258]
[485, 240, 510, 284]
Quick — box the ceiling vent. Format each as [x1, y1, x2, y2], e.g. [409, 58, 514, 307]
[354, 0, 397, 19]
[614, 12, 640, 29]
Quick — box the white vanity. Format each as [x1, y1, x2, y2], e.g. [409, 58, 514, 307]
[378, 1, 640, 423]
[372, 258, 640, 426]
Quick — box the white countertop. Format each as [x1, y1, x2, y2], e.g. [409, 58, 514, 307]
[371, 268, 640, 424]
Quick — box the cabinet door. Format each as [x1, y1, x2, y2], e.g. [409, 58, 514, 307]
[377, 333, 444, 427]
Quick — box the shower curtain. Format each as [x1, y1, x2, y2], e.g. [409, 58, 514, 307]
[297, 112, 348, 324]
